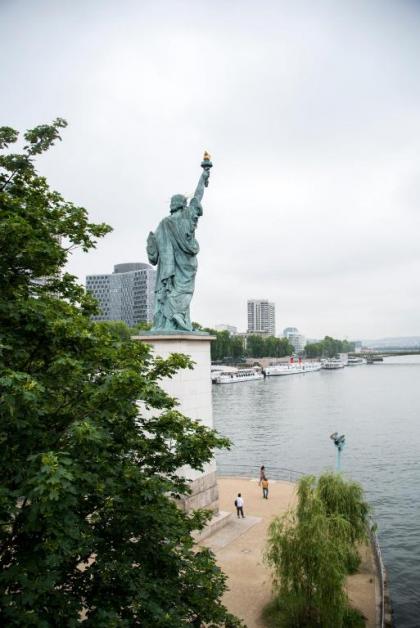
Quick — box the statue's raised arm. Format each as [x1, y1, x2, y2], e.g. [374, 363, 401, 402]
[193, 151, 213, 203]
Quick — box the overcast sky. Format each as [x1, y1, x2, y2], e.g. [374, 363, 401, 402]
[2, 0, 420, 338]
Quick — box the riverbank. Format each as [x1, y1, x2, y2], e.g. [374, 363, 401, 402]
[200, 477, 377, 628]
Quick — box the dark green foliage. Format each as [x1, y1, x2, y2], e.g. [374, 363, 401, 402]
[202, 328, 245, 362]
[343, 607, 367, 628]
[96, 320, 134, 340]
[0, 121, 241, 626]
[246, 334, 293, 359]
[263, 598, 365, 628]
[305, 336, 355, 358]
[265, 474, 369, 628]
[192, 324, 293, 361]
[132, 320, 152, 333]
[95, 320, 152, 341]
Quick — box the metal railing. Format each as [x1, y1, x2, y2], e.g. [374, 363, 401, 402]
[369, 519, 389, 628]
[216, 462, 306, 483]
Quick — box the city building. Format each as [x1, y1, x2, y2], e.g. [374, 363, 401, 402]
[283, 327, 306, 353]
[214, 324, 238, 334]
[86, 263, 156, 327]
[283, 326, 299, 337]
[353, 341, 363, 353]
[247, 299, 276, 336]
[287, 333, 306, 353]
[246, 330, 270, 338]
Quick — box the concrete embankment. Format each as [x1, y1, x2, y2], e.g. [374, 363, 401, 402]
[200, 477, 378, 628]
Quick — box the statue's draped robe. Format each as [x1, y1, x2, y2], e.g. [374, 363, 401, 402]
[147, 200, 202, 331]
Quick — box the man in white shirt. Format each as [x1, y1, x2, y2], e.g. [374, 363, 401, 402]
[235, 493, 245, 518]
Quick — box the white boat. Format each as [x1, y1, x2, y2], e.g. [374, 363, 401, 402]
[322, 358, 345, 370]
[211, 365, 237, 382]
[215, 367, 264, 384]
[264, 361, 322, 377]
[347, 356, 366, 366]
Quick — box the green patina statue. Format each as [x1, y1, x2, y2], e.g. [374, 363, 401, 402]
[147, 152, 213, 332]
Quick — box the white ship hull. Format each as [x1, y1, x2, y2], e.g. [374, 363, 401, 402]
[215, 369, 264, 384]
[211, 366, 237, 382]
[347, 358, 366, 366]
[264, 362, 322, 377]
[322, 359, 345, 369]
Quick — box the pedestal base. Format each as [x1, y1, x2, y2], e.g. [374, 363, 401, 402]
[133, 333, 224, 525]
[178, 470, 219, 513]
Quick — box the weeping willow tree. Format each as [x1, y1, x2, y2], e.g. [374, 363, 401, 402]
[317, 472, 370, 572]
[265, 474, 369, 628]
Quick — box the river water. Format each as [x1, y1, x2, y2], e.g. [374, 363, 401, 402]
[213, 355, 420, 628]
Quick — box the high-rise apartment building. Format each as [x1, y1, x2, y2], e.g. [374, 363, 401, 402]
[86, 263, 156, 327]
[283, 327, 306, 353]
[247, 299, 276, 336]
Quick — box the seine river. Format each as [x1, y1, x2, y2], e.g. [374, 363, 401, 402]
[213, 355, 420, 628]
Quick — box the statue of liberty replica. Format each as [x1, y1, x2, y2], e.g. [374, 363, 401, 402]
[143, 155, 228, 530]
[147, 152, 213, 332]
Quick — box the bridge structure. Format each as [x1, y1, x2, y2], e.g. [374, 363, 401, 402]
[353, 348, 420, 358]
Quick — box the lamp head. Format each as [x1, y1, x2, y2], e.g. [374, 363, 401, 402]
[330, 432, 346, 447]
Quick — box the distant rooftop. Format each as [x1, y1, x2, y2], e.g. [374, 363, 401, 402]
[113, 263, 152, 274]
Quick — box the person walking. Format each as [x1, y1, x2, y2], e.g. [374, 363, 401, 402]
[259, 465, 266, 485]
[262, 477, 269, 499]
[235, 493, 245, 518]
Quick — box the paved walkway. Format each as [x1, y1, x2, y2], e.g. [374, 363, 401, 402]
[200, 477, 376, 628]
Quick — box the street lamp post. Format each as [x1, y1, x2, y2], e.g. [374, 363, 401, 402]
[330, 432, 346, 471]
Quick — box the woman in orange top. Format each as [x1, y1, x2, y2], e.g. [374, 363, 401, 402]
[262, 477, 269, 499]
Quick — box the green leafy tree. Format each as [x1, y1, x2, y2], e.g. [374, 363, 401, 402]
[199, 327, 245, 363]
[94, 321, 153, 341]
[191, 326, 294, 362]
[246, 334, 265, 358]
[265, 474, 368, 628]
[273, 337, 294, 358]
[131, 320, 153, 333]
[305, 337, 355, 359]
[96, 319, 133, 341]
[0, 121, 240, 626]
[230, 335, 245, 359]
[305, 342, 323, 359]
[214, 331, 231, 361]
[246, 335, 293, 359]
[264, 335, 278, 357]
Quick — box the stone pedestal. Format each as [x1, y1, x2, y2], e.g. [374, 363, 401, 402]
[133, 333, 231, 536]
